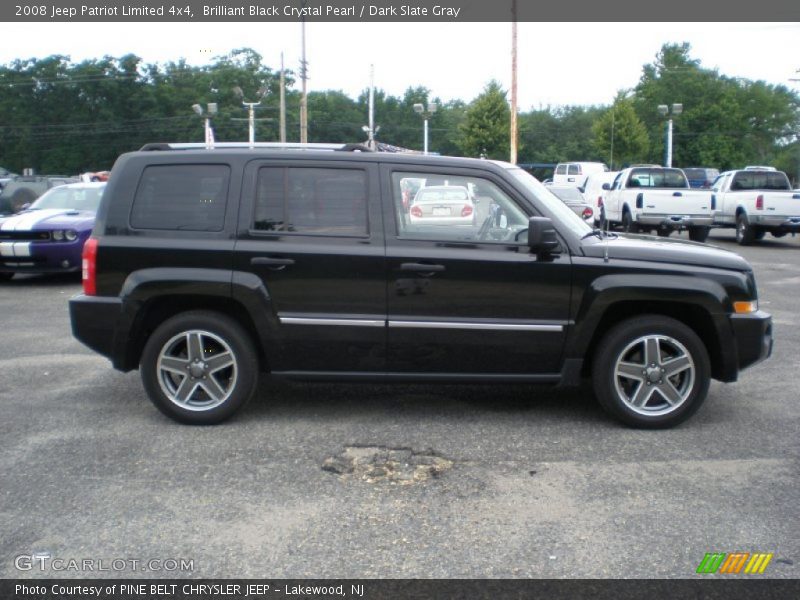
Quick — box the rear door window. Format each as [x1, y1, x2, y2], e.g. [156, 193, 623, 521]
[252, 167, 368, 236]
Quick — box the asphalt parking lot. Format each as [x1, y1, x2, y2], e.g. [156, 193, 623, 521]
[0, 229, 797, 579]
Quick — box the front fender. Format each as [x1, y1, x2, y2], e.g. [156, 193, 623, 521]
[566, 273, 738, 381]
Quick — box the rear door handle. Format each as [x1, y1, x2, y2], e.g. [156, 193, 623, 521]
[251, 256, 295, 268]
[400, 262, 445, 273]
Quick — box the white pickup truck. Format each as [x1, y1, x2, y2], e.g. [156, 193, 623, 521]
[710, 168, 800, 245]
[603, 166, 714, 242]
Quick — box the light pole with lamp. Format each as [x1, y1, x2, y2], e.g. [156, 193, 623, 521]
[192, 102, 218, 149]
[657, 103, 682, 167]
[233, 86, 270, 148]
[413, 102, 437, 155]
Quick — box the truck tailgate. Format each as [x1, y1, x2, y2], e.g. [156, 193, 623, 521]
[640, 190, 712, 215]
[759, 191, 800, 216]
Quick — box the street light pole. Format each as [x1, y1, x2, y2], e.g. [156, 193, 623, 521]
[413, 102, 437, 155]
[657, 103, 683, 167]
[192, 102, 218, 149]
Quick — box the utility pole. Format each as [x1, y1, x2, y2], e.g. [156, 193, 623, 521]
[510, 0, 518, 164]
[299, 5, 308, 143]
[280, 52, 287, 143]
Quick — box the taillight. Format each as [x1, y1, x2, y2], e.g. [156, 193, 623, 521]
[82, 237, 98, 296]
[461, 204, 473, 217]
[756, 195, 764, 210]
[410, 205, 423, 218]
[582, 207, 593, 219]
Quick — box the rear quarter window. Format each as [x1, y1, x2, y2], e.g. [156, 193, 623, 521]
[130, 164, 230, 231]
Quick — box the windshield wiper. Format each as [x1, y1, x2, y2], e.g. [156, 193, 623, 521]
[581, 228, 617, 241]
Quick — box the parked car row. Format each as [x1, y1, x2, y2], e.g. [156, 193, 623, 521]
[549, 164, 799, 246]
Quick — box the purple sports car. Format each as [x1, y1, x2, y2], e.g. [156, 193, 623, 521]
[0, 182, 105, 280]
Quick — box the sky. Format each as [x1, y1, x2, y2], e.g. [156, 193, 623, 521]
[0, 22, 798, 109]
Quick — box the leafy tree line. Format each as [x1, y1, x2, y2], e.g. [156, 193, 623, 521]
[1, 44, 798, 182]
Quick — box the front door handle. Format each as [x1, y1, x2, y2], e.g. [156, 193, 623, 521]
[251, 256, 295, 269]
[400, 262, 445, 273]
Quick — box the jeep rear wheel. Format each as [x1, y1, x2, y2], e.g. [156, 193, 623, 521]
[592, 315, 710, 428]
[140, 311, 258, 424]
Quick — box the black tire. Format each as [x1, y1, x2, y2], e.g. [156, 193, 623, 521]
[688, 226, 710, 243]
[621, 209, 639, 234]
[753, 229, 766, 240]
[0, 272, 13, 281]
[592, 315, 711, 428]
[140, 310, 259, 424]
[735, 213, 756, 246]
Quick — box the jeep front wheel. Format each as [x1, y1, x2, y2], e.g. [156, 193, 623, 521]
[592, 315, 710, 428]
[140, 311, 259, 424]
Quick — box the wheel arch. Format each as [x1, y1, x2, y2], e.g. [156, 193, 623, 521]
[568, 275, 737, 382]
[114, 269, 277, 372]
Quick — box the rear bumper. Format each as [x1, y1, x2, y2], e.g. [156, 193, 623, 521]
[730, 310, 772, 372]
[749, 215, 800, 230]
[637, 215, 714, 228]
[70, 294, 124, 367]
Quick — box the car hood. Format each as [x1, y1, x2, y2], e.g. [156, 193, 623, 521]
[581, 233, 750, 271]
[0, 208, 96, 231]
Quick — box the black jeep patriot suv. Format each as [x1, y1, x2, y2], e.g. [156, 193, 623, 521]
[70, 143, 773, 427]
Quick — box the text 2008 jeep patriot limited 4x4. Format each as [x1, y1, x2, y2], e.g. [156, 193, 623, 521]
[69, 143, 773, 428]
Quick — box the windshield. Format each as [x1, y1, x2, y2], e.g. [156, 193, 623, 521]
[628, 168, 687, 188]
[731, 171, 791, 191]
[30, 185, 105, 211]
[507, 168, 592, 238]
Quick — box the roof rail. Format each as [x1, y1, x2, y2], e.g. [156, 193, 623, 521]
[139, 142, 374, 152]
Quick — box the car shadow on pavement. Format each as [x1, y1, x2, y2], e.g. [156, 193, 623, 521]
[244, 378, 609, 425]
[0, 272, 81, 286]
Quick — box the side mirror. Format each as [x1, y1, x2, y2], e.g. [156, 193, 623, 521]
[528, 216, 559, 255]
[601, 183, 611, 191]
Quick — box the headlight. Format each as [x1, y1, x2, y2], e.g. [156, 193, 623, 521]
[52, 230, 64, 241]
[65, 230, 78, 241]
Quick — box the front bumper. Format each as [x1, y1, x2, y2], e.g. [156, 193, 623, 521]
[0, 239, 83, 273]
[637, 214, 714, 228]
[730, 310, 772, 372]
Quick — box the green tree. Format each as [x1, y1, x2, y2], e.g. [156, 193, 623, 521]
[458, 80, 510, 159]
[592, 94, 649, 169]
[632, 42, 800, 170]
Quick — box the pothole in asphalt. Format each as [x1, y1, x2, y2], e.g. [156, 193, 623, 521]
[322, 445, 453, 485]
